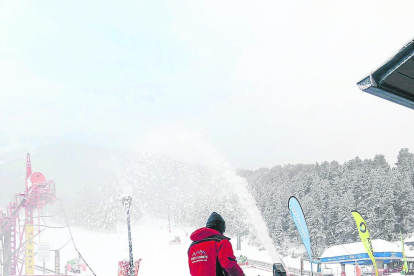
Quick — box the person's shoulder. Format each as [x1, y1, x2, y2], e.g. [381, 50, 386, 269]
[217, 236, 232, 247]
[217, 238, 235, 254]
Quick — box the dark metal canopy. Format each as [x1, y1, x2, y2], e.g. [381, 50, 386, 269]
[357, 39, 414, 110]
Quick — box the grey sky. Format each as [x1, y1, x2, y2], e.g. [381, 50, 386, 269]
[1, 0, 413, 169]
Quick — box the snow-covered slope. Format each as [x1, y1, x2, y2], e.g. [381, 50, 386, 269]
[40, 217, 274, 275]
[38, 216, 398, 276]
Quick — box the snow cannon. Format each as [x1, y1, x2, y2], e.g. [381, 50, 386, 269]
[273, 263, 287, 276]
[25, 171, 56, 207]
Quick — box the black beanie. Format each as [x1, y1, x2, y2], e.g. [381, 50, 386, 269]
[206, 212, 226, 234]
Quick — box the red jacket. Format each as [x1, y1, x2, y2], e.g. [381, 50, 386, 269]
[188, 227, 244, 276]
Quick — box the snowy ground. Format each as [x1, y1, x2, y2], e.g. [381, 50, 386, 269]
[40, 217, 274, 275]
[38, 216, 402, 276]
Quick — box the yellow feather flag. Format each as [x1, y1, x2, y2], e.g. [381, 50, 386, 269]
[351, 211, 378, 276]
[25, 225, 34, 275]
[401, 231, 408, 274]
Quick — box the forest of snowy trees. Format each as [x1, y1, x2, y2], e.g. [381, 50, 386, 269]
[240, 148, 414, 256]
[63, 146, 414, 257]
[1, 145, 413, 258]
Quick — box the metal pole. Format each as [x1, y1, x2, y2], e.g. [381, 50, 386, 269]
[311, 262, 314, 276]
[55, 250, 60, 275]
[127, 208, 134, 276]
[300, 258, 303, 276]
[121, 195, 135, 276]
[4, 231, 11, 276]
[167, 205, 171, 233]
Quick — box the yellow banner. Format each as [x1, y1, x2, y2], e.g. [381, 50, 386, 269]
[351, 211, 378, 276]
[401, 232, 408, 274]
[25, 225, 34, 275]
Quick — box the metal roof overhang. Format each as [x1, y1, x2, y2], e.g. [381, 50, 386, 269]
[357, 39, 414, 110]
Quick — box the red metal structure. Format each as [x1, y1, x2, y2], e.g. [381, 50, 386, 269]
[0, 154, 56, 276]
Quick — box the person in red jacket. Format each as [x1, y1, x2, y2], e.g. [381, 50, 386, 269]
[188, 212, 245, 276]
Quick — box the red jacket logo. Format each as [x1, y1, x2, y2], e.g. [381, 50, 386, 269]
[191, 250, 208, 263]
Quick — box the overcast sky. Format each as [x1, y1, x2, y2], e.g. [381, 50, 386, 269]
[1, 0, 414, 169]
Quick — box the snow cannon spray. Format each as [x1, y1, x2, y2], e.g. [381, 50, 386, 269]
[288, 196, 314, 276]
[227, 170, 284, 264]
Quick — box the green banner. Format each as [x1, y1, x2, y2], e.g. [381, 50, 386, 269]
[401, 232, 408, 274]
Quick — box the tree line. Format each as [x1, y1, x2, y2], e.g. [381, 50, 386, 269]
[239, 148, 414, 256]
[4, 143, 412, 258]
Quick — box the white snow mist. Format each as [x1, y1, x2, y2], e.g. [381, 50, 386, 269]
[139, 127, 283, 263]
[224, 170, 282, 263]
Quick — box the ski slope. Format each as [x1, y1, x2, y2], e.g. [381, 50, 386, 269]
[32, 216, 392, 276]
[41, 217, 274, 275]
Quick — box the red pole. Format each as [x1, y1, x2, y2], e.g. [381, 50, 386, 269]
[26, 153, 32, 191]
